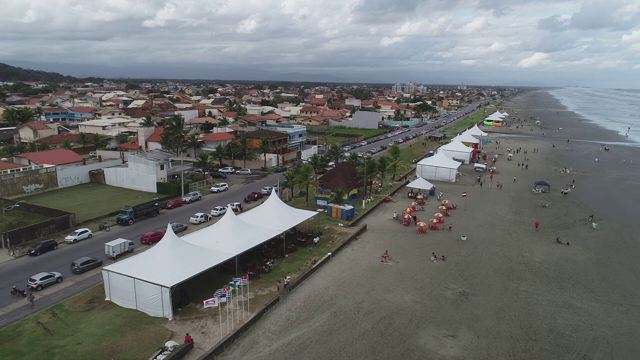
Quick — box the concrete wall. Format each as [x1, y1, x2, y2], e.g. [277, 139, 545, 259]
[103, 156, 158, 193]
[96, 149, 128, 161]
[0, 166, 58, 197]
[56, 159, 122, 188]
[300, 145, 318, 160]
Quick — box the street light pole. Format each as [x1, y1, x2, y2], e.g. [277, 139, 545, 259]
[362, 155, 368, 209]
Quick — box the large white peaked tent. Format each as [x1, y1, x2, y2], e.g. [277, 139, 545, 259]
[416, 152, 461, 182]
[438, 141, 473, 164]
[102, 224, 232, 319]
[453, 132, 480, 145]
[102, 191, 317, 320]
[406, 177, 435, 190]
[465, 124, 488, 137]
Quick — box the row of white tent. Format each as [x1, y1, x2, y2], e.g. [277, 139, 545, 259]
[485, 110, 509, 122]
[102, 190, 317, 320]
[416, 124, 488, 182]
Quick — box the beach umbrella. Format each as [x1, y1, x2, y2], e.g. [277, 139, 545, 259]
[431, 219, 438, 224]
[434, 213, 443, 218]
[417, 221, 426, 227]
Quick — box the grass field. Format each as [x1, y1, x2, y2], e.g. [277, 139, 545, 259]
[0, 286, 170, 360]
[443, 104, 494, 137]
[308, 126, 387, 146]
[20, 183, 161, 223]
[0, 208, 50, 232]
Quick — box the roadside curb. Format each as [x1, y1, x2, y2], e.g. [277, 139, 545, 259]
[196, 223, 367, 360]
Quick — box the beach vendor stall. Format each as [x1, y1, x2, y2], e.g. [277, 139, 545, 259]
[417, 222, 427, 234]
[406, 177, 435, 195]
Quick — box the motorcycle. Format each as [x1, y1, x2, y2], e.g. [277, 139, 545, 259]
[10, 285, 27, 297]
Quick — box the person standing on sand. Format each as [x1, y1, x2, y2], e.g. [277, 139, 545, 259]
[513, 176, 517, 183]
[535, 221, 540, 231]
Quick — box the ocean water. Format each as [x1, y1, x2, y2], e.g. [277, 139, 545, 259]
[549, 87, 640, 143]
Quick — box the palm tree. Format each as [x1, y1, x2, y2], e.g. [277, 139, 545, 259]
[330, 189, 346, 205]
[226, 141, 239, 167]
[194, 153, 210, 171]
[326, 144, 342, 165]
[283, 168, 299, 201]
[308, 154, 323, 182]
[79, 133, 88, 153]
[377, 156, 390, 184]
[212, 144, 225, 167]
[239, 137, 248, 168]
[258, 140, 270, 169]
[296, 164, 314, 204]
[388, 144, 401, 180]
[186, 133, 202, 158]
[141, 115, 155, 127]
[62, 139, 72, 149]
[161, 115, 188, 156]
[347, 152, 361, 168]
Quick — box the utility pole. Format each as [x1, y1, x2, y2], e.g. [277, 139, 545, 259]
[362, 155, 368, 209]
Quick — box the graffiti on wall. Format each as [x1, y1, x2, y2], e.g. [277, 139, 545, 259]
[22, 184, 45, 194]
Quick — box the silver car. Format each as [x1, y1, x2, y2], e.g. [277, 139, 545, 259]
[28, 271, 63, 291]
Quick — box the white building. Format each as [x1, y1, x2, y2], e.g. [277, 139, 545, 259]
[78, 116, 143, 137]
[103, 150, 178, 193]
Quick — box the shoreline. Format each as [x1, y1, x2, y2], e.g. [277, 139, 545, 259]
[215, 91, 640, 359]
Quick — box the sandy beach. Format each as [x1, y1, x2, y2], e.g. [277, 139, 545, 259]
[215, 90, 640, 360]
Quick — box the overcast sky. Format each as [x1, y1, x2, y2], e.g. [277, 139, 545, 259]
[1, 0, 639, 88]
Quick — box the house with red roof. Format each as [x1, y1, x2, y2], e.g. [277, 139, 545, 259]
[146, 127, 164, 151]
[17, 121, 58, 143]
[36, 133, 81, 147]
[118, 140, 141, 151]
[200, 132, 235, 151]
[0, 160, 26, 172]
[14, 149, 84, 166]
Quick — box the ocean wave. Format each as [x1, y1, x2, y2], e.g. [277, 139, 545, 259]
[549, 88, 639, 143]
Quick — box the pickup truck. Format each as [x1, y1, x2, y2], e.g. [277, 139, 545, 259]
[105, 238, 135, 259]
[116, 202, 161, 225]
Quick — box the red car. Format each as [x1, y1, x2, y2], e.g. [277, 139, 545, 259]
[164, 198, 185, 209]
[140, 231, 165, 245]
[244, 192, 263, 203]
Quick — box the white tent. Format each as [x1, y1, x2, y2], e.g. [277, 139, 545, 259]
[465, 124, 488, 137]
[416, 152, 461, 182]
[102, 224, 232, 319]
[183, 205, 282, 253]
[102, 191, 317, 320]
[406, 177, 434, 190]
[453, 132, 480, 145]
[438, 140, 473, 164]
[499, 111, 509, 117]
[238, 190, 317, 231]
[488, 111, 505, 118]
[485, 114, 504, 121]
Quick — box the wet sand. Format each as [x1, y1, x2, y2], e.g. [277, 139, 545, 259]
[216, 91, 640, 360]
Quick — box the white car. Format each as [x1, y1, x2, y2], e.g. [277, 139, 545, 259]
[64, 228, 93, 244]
[359, 141, 368, 146]
[218, 167, 235, 174]
[236, 168, 252, 175]
[210, 206, 227, 217]
[261, 186, 274, 195]
[189, 212, 212, 224]
[28, 271, 63, 291]
[210, 183, 229, 193]
[228, 202, 243, 213]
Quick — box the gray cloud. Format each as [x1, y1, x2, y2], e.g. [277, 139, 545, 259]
[0, 0, 638, 88]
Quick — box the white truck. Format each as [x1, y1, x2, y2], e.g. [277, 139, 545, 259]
[105, 238, 135, 260]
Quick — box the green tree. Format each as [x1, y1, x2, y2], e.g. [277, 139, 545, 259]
[79, 133, 88, 152]
[92, 134, 107, 149]
[330, 189, 346, 205]
[347, 152, 361, 168]
[161, 115, 188, 156]
[213, 144, 225, 167]
[308, 154, 324, 182]
[141, 115, 154, 127]
[61, 139, 72, 149]
[194, 153, 210, 171]
[238, 137, 248, 168]
[296, 164, 314, 204]
[116, 133, 129, 144]
[186, 133, 202, 158]
[2, 107, 35, 126]
[326, 144, 343, 165]
[389, 144, 401, 180]
[258, 140, 270, 169]
[377, 156, 390, 183]
[283, 167, 299, 201]
[226, 141, 239, 167]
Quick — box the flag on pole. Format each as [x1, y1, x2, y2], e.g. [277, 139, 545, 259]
[217, 291, 228, 303]
[232, 277, 243, 286]
[214, 289, 225, 297]
[228, 282, 238, 295]
[203, 297, 219, 308]
[238, 275, 249, 286]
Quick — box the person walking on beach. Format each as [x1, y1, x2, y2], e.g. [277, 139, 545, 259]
[513, 176, 517, 183]
[534, 221, 540, 232]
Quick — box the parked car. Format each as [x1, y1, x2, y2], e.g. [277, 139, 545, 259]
[28, 271, 63, 291]
[228, 202, 243, 213]
[182, 191, 202, 203]
[210, 206, 227, 217]
[105, 238, 135, 259]
[210, 183, 229, 193]
[163, 198, 185, 209]
[274, 166, 287, 173]
[64, 228, 93, 244]
[171, 222, 188, 234]
[27, 239, 57, 256]
[70, 257, 103, 274]
[342, 146, 352, 152]
[140, 231, 165, 245]
[190, 212, 212, 224]
[219, 166, 235, 174]
[235, 168, 252, 175]
[359, 141, 368, 146]
[244, 192, 263, 202]
[261, 186, 274, 195]
[211, 171, 228, 179]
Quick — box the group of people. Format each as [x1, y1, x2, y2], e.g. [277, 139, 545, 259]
[430, 252, 446, 262]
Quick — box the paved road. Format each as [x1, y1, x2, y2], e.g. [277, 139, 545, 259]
[0, 102, 481, 327]
[0, 172, 284, 318]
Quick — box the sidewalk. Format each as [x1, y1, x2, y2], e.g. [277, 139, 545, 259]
[0, 251, 15, 265]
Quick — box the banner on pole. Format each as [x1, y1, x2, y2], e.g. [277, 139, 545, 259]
[203, 297, 219, 308]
